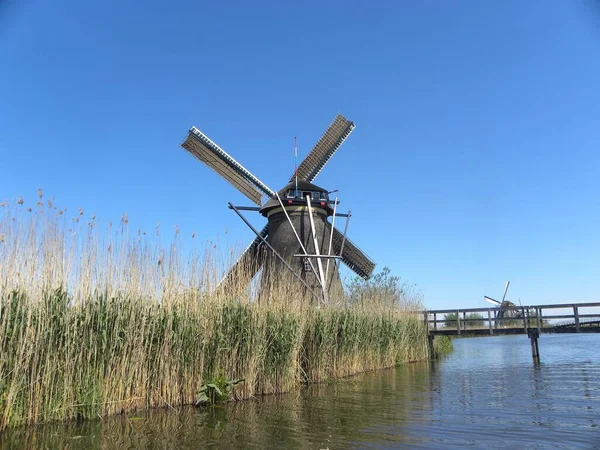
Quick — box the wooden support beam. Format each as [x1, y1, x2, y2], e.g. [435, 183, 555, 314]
[528, 330, 540, 365]
[428, 334, 436, 359]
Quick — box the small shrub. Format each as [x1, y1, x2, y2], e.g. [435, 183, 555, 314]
[433, 335, 453, 356]
[195, 377, 244, 406]
[444, 312, 484, 328]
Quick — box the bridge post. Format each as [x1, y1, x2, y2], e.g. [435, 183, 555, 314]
[536, 307, 542, 334]
[574, 306, 580, 332]
[456, 310, 461, 336]
[488, 309, 493, 335]
[528, 330, 540, 364]
[428, 333, 436, 359]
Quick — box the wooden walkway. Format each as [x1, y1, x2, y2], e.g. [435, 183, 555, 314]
[423, 302, 600, 363]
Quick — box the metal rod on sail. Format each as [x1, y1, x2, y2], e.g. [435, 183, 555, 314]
[324, 196, 338, 287]
[337, 211, 351, 270]
[306, 196, 328, 303]
[294, 136, 298, 195]
[293, 254, 341, 259]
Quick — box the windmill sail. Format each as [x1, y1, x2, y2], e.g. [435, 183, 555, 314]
[329, 225, 375, 279]
[501, 281, 510, 302]
[182, 127, 274, 205]
[484, 296, 501, 306]
[219, 225, 269, 288]
[291, 115, 355, 183]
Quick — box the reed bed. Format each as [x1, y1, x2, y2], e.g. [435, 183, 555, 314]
[0, 195, 428, 429]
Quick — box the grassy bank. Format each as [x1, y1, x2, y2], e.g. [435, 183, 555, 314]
[0, 196, 428, 429]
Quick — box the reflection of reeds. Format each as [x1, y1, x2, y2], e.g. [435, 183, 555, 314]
[0, 197, 427, 429]
[1, 363, 435, 449]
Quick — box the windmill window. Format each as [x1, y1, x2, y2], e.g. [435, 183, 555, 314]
[311, 192, 320, 200]
[303, 257, 311, 272]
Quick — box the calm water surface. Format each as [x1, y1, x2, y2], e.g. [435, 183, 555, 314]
[1, 334, 599, 449]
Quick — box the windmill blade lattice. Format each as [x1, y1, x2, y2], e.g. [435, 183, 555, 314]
[291, 114, 355, 183]
[182, 127, 274, 205]
[329, 226, 375, 279]
[218, 224, 269, 289]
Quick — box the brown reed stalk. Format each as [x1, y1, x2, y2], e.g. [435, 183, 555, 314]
[0, 195, 427, 430]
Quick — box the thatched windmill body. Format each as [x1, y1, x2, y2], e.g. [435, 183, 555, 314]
[180, 114, 375, 302]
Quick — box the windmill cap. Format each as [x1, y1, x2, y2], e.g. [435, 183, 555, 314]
[259, 180, 334, 217]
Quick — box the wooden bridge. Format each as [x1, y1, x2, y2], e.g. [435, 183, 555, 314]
[423, 302, 600, 363]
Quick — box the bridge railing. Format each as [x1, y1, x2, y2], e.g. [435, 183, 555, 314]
[423, 302, 600, 335]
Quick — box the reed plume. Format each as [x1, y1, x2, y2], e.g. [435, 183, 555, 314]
[0, 195, 427, 429]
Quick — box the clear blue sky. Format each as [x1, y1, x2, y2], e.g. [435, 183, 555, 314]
[1, 0, 599, 309]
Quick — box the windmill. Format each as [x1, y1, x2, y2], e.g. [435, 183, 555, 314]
[484, 281, 519, 323]
[180, 114, 376, 302]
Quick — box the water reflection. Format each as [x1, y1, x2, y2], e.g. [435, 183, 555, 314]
[1, 334, 598, 449]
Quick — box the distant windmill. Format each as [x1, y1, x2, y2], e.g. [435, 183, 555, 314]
[484, 281, 519, 322]
[180, 114, 376, 302]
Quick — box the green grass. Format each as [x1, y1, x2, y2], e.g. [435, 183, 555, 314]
[0, 289, 427, 429]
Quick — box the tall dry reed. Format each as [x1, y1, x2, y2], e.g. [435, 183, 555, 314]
[0, 195, 427, 429]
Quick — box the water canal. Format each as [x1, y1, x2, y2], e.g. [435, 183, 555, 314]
[1, 334, 598, 449]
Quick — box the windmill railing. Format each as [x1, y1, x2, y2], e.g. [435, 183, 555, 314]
[423, 302, 600, 336]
